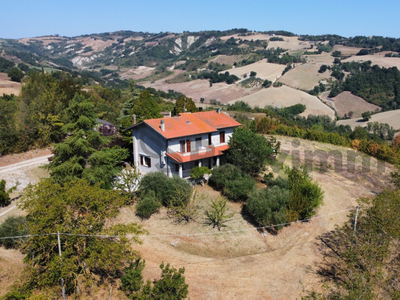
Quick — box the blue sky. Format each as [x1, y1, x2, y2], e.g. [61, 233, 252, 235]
[1, 0, 398, 39]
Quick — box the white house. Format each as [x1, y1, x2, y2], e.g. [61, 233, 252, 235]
[126, 109, 241, 178]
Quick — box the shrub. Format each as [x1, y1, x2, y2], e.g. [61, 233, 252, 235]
[0, 216, 28, 249]
[210, 164, 256, 201]
[190, 166, 211, 180]
[264, 175, 289, 190]
[139, 172, 192, 207]
[136, 191, 162, 219]
[246, 186, 290, 229]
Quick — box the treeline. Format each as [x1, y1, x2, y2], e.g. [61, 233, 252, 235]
[197, 71, 239, 84]
[226, 101, 400, 165]
[328, 61, 400, 110]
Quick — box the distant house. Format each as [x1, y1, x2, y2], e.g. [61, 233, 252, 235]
[126, 109, 241, 178]
[96, 119, 117, 136]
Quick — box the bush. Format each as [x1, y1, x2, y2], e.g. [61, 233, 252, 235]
[136, 191, 162, 219]
[0, 216, 28, 249]
[190, 166, 211, 180]
[246, 186, 290, 229]
[139, 172, 192, 207]
[210, 164, 256, 201]
[264, 175, 289, 190]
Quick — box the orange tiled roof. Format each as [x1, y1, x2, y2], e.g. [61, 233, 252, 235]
[191, 111, 241, 129]
[144, 111, 240, 139]
[166, 145, 229, 163]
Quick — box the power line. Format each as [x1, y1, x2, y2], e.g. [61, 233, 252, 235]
[0, 207, 354, 240]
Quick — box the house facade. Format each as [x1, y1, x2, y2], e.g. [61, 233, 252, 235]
[127, 110, 241, 178]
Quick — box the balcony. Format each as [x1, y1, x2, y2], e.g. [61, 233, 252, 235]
[166, 144, 229, 164]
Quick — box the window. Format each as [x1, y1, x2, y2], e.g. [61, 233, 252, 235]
[140, 155, 151, 167]
[208, 133, 212, 145]
[196, 137, 202, 150]
[186, 140, 191, 152]
[175, 164, 179, 172]
[180, 140, 186, 153]
[220, 131, 225, 143]
[195, 160, 200, 167]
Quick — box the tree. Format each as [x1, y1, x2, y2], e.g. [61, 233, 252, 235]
[132, 90, 162, 122]
[205, 196, 234, 230]
[45, 94, 128, 189]
[318, 65, 328, 73]
[19, 179, 146, 296]
[348, 111, 354, 119]
[0, 216, 28, 249]
[228, 127, 274, 174]
[113, 166, 141, 200]
[285, 166, 324, 222]
[7, 67, 24, 82]
[250, 71, 257, 77]
[361, 111, 372, 121]
[351, 126, 368, 140]
[173, 95, 198, 115]
[122, 259, 189, 299]
[0, 179, 18, 206]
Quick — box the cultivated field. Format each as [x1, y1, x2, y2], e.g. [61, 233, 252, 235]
[342, 52, 400, 69]
[223, 59, 286, 81]
[0, 137, 394, 299]
[303, 51, 336, 65]
[228, 85, 335, 119]
[143, 77, 252, 104]
[267, 36, 311, 50]
[332, 45, 363, 56]
[0, 73, 21, 96]
[331, 91, 381, 118]
[278, 63, 331, 91]
[337, 109, 400, 129]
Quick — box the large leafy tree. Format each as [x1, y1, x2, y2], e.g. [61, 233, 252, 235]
[45, 94, 128, 188]
[173, 95, 198, 115]
[228, 127, 274, 174]
[15, 179, 146, 297]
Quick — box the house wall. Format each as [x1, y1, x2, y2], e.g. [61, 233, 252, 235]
[133, 124, 167, 175]
[167, 133, 210, 153]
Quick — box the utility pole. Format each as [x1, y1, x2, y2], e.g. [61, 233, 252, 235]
[57, 232, 66, 300]
[353, 206, 359, 234]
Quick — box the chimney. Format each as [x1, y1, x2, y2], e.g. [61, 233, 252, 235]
[160, 119, 165, 132]
[132, 114, 136, 125]
[217, 108, 221, 114]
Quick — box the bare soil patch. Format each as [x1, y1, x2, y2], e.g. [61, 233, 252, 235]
[0, 73, 21, 96]
[0, 249, 25, 298]
[228, 85, 335, 119]
[337, 109, 400, 129]
[278, 63, 331, 91]
[223, 60, 285, 81]
[331, 91, 381, 118]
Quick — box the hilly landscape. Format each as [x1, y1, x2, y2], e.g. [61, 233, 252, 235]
[1, 29, 400, 123]
[1, 28, 400, 300]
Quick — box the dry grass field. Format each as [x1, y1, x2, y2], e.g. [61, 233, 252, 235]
[331, 91, 381, 118]
[278, 63, 331, 91]
[267, 36, 311, 50]
[0, 137, 394, 299]
[337, 109, 400, 129]
[228, 85, 335, 119]
[342, 52, 400, 69]
[223, 60, 286, 81]
[0, 73, 21, 96]
[303, 51, 335, 65]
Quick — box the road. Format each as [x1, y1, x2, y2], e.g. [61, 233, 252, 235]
[0, 154, 52, 219]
